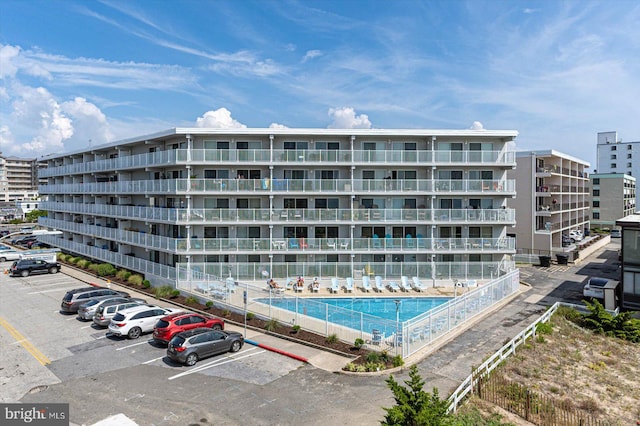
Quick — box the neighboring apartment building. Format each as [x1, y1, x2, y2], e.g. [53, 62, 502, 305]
[616, 214, 640, 311]
[0, 154, 40, 204]
[38, 127, 518, 287]
[511, 150, 590, 252]
[590, 173, 636, 229]
[596, 131, 639, 205]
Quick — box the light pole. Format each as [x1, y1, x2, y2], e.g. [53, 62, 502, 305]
[394, 299, 401, 356]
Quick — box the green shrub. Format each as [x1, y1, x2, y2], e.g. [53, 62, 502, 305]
[246, 312, 255, 320]
[153, 285, 174, 299]
[365, 351, 380, 364]
[170, 289, 180, 298]
[392, 355, 404, 367]
[292, 324, 301, 333]
[379, 350, 390, 363]
[536, 321, 553, 335]
[354, 338, 365, 349]
[365, 362, 383, 372]
[95, 263, 116, 277]
[185, 296, 198, 306]
[116, 270, 132, 281]
[88, 263, 99, 274]
[344, 362, 357, 372]
[127, 274, 143, 286]
[142, 279, 150, 288]
[265, 318, 280, 331]
[205, 301, 213, 308]
[326, 333, 338, 344]
[222, 309, 231, 318]
[76, 259, 91, 268]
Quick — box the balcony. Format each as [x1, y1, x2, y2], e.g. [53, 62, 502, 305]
[40, 148, 517, 177]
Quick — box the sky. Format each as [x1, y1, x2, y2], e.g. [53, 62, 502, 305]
[1, 0, 640, 169]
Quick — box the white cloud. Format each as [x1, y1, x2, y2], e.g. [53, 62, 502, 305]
[61, 97, 113, 150]
[327, 107, 372, 129]
[302, 50, 322, 62]
[195, 108, 247, 128]
[0, 44, 21, 78]
[470, 121, 485, 130]
[269, 123, 288, 129]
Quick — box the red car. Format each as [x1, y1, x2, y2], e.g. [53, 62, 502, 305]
[153, 313, 224, 344]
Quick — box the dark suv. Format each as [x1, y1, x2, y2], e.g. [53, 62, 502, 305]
[60, 287, 130, 313]
[10, 259, 61, 277]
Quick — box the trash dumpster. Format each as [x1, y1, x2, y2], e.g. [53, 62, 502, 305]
[556, 253, 569, 265]
[539, 255, 551, 267]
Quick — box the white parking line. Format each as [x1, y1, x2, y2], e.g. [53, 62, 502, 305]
[168, 348, 264, 381]
[116, 339, 153, 351]
[20, 282, 75, 290]
[67, 316, 79, 321]
[142, 356, 165, 365]
[28, 288, 74, 295]
[81, 325, 94, 329]
[94, 334, 109, 340]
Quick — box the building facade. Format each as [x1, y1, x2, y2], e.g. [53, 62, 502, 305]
[38, 128, 518, 286]
[0, 154, 40, 204]
[596, 131, 640, 206]
[590, 173, 636, 229]
[511, 150, 590, 252]
[616, 214, 640, 311]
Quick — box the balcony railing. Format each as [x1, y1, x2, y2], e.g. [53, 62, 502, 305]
[39, 178, 516, 195]
[41, 202, 516, 225]
[40, 218, 515, 254]
[39, 148, 516, 177]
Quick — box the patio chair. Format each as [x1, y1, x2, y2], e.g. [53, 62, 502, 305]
[330, 277, 340, 293]
[387, 280, 400, 292]
[289, 238, 300, 249]
[372, 234, 382, 249]
[385, 234, 394, 249]
[374, 276, 385, 292]
[400, 276, 412, 292]
[361, 276, 372, 292]
[412, 276, 426, 292]
[340, 239, 349, 250]
[405, 234, 415, 249]
[345, 277, 355, 293]
[326, 239, 337, 250]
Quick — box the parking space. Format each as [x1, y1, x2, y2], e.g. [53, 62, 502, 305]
[0, 266, 305, 404]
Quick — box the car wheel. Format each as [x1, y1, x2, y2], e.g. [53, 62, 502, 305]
[211, 324, 222, 331]
[0, 257, 5, 262]
[127, 327, 142, 339]
[230, 340, 241, 353]
[185, 353, 198, 366]
[48, 267, 58, 274]
[20, 270, 29, 277]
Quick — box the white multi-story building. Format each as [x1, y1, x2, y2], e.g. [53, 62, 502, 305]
[596, 131, 640, 206]
[590, 173, 636, 229]
[511, 150, 590, 252]
[38, 128, 518, 287]
[0, 154, 40, 204]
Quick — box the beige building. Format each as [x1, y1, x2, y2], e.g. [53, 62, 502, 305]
[590, 173, 636, 229]
[0, 154, 41, 204]
[510, 150, 590, 252]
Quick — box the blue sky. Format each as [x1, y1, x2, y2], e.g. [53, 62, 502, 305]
[1, 0, 639, 168]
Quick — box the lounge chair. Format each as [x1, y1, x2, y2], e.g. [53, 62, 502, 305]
[311, 277, 320, 292]
[374, 276, 385, 292]
[284, 278, 294, 291]
[330, 277, 340, 293]
[412, 276, 426, 292]
[345, 277, 354, 293]
[400, 276, 412, 292]
[387, 281, 400, 292]
[361, 276, 372, 292]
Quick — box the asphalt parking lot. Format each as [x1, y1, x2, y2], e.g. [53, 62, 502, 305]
[0, 240, 623, 425]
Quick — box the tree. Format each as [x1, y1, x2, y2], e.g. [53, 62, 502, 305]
[25, 209, 47, 222]
[382, 365, 452, 426]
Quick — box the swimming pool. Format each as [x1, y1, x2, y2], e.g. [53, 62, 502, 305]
[257, 296, 451, 335]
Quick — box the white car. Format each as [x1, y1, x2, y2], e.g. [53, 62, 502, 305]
[568, 231, 583, 242]
[0, 250, 21, 262]
[583, 277, 608, 299]
[108, 305, 182, 339]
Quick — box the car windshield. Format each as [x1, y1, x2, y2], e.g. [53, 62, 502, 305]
[63, 292, 74, 302]
[112, 313, 126, 322]
[84, 299, 100, 307]
[155, 320, 170, 329]
[169, 336, 185, 347]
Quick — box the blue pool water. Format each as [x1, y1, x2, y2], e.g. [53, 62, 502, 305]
[257, 296, 450, 334]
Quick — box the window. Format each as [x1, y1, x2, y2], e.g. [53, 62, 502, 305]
[611, 154, 617, 159]
[315, 198, 339, 209]
[592, 212, 600, 219]
[284, 198, 308, 208]
[592, 201, 600, 207]
[315, 141, 340, 150]
[362, 170, 375, 180]
[592, 178, 600, 185]
[628, 145, 633, 150]
[628, 163, 633, 168]
[628, 154, 633, 159]
[592, 189, 600, 196]
[611, 146, 617, 151]
[611, 163, 617, 168]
